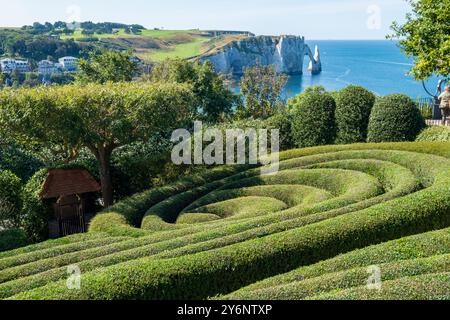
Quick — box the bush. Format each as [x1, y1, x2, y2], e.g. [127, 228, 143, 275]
[416, 126, 450, 142]
[368, 94, 426, 142]
[223, 228, 450, 299]
[335, 86, 375, 144]
[0, 170, 23, 229]
[20, 169, 51, 243]
[290, 90, 336, 148]
[4, 142, 450, 300]
[0, 229, 29, 253]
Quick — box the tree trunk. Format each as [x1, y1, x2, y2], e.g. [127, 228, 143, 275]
[96, 146, 114, 208]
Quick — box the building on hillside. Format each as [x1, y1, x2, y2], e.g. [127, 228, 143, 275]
[38, 60, 62, 75]
[0, 58, 30, 73]
[204, 30, 255, 37]
[58, 56, 79, 72]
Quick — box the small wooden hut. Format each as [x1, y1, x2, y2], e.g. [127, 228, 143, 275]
[40, 169, 101, 238]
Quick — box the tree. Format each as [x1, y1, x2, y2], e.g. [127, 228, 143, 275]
[0, 83, 196, 207]
[238, 62, 288, 119]
[149, 59, 236, 123]
[389, 0, 450, 80]
[77, 50, 138, 84]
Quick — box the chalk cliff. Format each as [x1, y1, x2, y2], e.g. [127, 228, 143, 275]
[200, 35, 321, 75]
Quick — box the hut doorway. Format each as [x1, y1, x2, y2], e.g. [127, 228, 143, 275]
[55, 194, 86, 237]
[40, 169, 101, 238]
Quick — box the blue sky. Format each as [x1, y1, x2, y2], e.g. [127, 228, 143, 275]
[0, 0, 411, 39]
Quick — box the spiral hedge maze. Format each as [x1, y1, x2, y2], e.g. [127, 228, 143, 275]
[1, 142, 450, 300]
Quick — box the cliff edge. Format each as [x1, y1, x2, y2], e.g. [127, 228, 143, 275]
[200, 35, 321, 75]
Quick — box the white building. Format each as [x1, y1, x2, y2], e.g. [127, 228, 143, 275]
[58, 56, 78, 72]
[38, 60, 61, 75]
[0, 58, 30, 73]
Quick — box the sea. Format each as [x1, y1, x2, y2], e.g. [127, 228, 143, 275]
[281, 40, 441, 100]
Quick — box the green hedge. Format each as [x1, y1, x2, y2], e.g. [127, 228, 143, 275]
[335, 85, 375, 144]
[368, 94, 425, 142]
[416, 126, 450, 142]
[223, 228, 450, 299]
[5, 142, 450, 300]
[0, 229, 29, 253]
[291, 90, 336, 148]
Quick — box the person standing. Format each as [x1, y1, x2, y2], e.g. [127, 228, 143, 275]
[438, 86, 450, 125]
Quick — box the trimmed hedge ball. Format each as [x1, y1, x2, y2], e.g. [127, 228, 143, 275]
[368, 94, 425, 142]
[335, 85, 375, 144]
[290, 90, 336, 148]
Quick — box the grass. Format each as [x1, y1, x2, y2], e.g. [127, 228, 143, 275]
[60, 28, 212, 62]
[2, 142, 450, 300]
[141, 37, 211, 61]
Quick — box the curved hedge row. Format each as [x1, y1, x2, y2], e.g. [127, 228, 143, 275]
[222, 228, 450, 300]
[1, 142, 450, 300]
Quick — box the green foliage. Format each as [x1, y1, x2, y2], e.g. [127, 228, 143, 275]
[20, 169, 50, 242]
[223, 228, 450, 299]
[0, 28, 89, 62]
[335, 85, 376, 144]
[0, 82, 197, 207]
[368, 94, 426, 142]
[0, 144, 43, 182]
[0, 170, 23, 229]
[238, 63, 288, 119]
[76, 50, 138, 84]
[2, 142, 450, 300]
[0, 229, 29, 253]
[416, 126, 450, 142]
[290, 89, 336, 148]
[149, 59, 236, 123]
[389, 0, 450, 80]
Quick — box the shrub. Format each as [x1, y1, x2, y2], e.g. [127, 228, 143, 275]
[4, 142, 450, 300]
[223, 228, 450, 299]
[0, 170, 23, 229]
[290, 90, 336, 148]
[368, 94, 426, 142]
[0, 229, 29, 253]
[335, 86, 375, 144]
[20, 169, 51, 243]
[416, 126, 450, 142]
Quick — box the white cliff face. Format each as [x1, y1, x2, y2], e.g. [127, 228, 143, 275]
[201, 35, 313, 75]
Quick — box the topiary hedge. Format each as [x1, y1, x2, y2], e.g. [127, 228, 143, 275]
[368, 94, 425, 142]
[290, 90, 336, 148]
[335, 85, 375, 144]
[2, 142, 450, 300]
[416, 126, 450, 142]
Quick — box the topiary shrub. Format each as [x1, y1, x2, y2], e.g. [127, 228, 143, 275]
[335, 85, 376, 144]
[416, 126, 450, 142]
[0, 170, 23, 229]
[290, 90, 336, 148]
[368, 94, 426, 142]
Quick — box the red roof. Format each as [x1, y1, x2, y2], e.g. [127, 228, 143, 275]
[40, 169, 101, 199]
